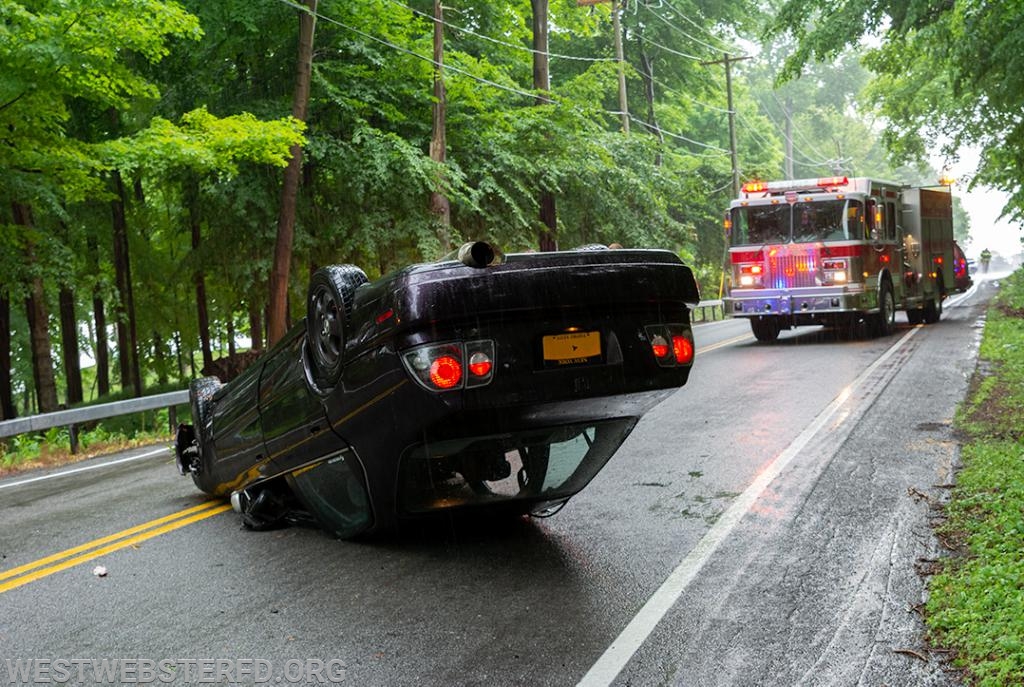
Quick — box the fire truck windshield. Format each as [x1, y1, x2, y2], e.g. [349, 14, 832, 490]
[730, 200, 864, 246]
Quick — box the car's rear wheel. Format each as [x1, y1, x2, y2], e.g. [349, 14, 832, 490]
[307, 265, 368, 390]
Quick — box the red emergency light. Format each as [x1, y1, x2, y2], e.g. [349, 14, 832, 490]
[742, 181, 767, 194]
[817, 176, 849, 188]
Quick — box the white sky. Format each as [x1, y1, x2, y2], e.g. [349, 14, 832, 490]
[934, 148, 1022, 261]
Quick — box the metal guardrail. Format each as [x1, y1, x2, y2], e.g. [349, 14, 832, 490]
[0, 390, 189, 454]
[693, 299, 724, 322]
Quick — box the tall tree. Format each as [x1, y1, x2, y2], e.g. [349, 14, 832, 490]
[110, 169, 142, 396]
[0, 293, 12, 419]
[768, 0, 1024, 223]
[268, 0, 317, 346]
[13, 203, 59, 413]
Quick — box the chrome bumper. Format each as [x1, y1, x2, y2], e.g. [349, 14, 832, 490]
[725, 286, 874, 318]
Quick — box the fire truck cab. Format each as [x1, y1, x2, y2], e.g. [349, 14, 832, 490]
[723, 176, 958, 342]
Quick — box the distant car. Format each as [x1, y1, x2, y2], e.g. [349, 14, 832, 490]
[175, 243, 701, 538]
[953, 241, 973, 292]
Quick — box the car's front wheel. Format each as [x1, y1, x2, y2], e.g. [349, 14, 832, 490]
[306, 264, 368, 390]
[188, 376, 222, 492]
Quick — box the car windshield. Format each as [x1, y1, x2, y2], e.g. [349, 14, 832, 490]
[731, 200, 862, 246]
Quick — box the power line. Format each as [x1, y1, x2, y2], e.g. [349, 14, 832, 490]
[637, 3, 733, 58]
[385, 0, 617, 64]
[275, 0, 733, 157]
[626, 114, 730, 155]
[650, 74, 729, 113]
[733, 110, 837, 178]
[767, 90, 833, 162]
[636, 32, 704, 62]
[748, 93, 835, 167]
[645, 0, 741, 54]
[275, 0, 542, 101]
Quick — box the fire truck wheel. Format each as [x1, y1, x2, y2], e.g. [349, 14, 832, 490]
[873, 281, 896, 337]
[923, 278, 943, 324]
[907, 308, 924, 325]
[923, 296, 941, 324]
[750, 317, 781, 342]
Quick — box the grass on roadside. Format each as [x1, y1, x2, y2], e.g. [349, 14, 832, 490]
[927, 269, 1024, 685]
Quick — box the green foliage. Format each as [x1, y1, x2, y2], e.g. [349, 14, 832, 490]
[100, 108, 305, 176]
[767, 0, 1024, 224]
[929, 269, 1024, 684]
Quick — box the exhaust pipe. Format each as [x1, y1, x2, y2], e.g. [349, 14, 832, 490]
[454, 241, 503, 268]
[439, 241, 504, 268]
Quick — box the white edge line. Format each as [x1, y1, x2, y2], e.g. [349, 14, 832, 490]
[576, 326, 921, 687]
[0, 446, 170, 491]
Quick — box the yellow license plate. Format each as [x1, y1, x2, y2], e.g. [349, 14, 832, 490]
[542, 331, 601, 366]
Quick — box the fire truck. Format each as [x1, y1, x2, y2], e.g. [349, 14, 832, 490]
[723, 176, 960, 342]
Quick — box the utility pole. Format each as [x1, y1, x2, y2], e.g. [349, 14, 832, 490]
[533, 0, 557, 251]
[702, 53, 750, 198]
[784, 95, 794, 179]
[612, 0, 629, 133]
[429, 0, 451, 252]
[577, 0, 629, 133]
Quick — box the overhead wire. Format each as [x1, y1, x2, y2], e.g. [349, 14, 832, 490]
[384, 0, 617, 64]
[748, 93, 836, 167]
[636, 2, 735, 58]
[642, 0, 742, 55]
[626, 114, 730, 156]
[274, 0, 541, 101]
[275, 0, 734, 159]
[767, 90, 834, 162]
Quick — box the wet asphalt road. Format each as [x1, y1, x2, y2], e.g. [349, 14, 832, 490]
[0, 278, 998, 686]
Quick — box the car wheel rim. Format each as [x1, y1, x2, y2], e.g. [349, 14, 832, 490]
[311, 287, 342, 367]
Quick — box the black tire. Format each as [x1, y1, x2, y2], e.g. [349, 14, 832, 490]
[923, 276, 944, 324]
[306, 265, 368, 390]
[750, 317, 781, 343]
[189, 376, 222, 492]
[906, 307, 924, 325]
[872, 280, 896, 337]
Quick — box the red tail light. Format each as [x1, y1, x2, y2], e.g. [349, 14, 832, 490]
[429, 356, 462, 389]
[672, 335, 694, 364]
[645, 325, 694, 368]
[468, 351, 493, 377]
[650, 335, 670, 359]
[402, 340, 495, 392]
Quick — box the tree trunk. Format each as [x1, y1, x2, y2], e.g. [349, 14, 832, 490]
[111, 170, 142, 397]
[248, 296, 263, 352]
[87, 234, 110, 397]
[227, 316, 236, 357]
[186, 177, 214, 372]
[152, 332, 168, 386]
[58, 286, 83, 404]
[531, 0, 557, 252]
[268, 0, 318, 346]
[0, 293, 14, 420]
[638, 45, 664, 166]
[14, 203, 59, 413]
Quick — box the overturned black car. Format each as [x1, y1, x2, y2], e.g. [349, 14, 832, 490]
[175, 243, 700, 538]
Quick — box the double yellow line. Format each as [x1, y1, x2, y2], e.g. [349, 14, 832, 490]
[0, 500, 231, 594]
